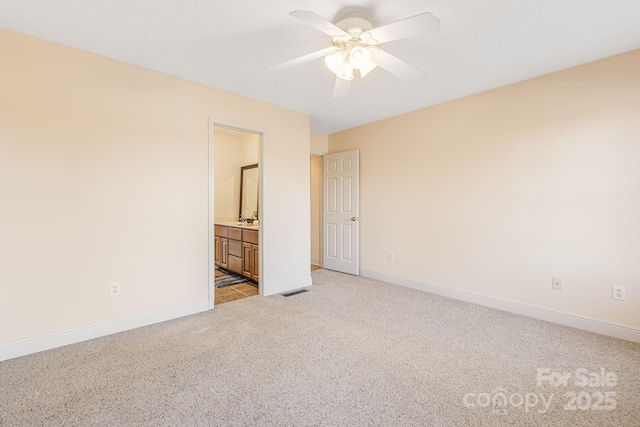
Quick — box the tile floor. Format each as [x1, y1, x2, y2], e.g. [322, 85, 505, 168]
[214, 269, 258, 305]
[215, 265, 322, 305]
[214, 282, 258, 305]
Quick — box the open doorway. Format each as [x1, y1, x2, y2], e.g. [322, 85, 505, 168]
[311, 155, 322, 271]
[211, 124, 262, 306]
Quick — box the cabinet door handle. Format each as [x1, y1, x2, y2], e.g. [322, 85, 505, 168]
[351, 217, 359, 221]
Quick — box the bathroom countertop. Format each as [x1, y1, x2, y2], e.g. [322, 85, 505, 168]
[215, 221, 259, 230]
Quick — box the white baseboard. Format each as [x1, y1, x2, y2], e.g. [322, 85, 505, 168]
[311, 258, 321, 267]
[0, 300, 210, 362]
[360, 269, 640, 343]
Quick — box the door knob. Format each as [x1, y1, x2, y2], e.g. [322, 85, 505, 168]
[351, 217, 359, 221]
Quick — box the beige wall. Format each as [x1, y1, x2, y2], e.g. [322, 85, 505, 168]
[309, 132, 328, 265]
[214, 132, 243, 221]
[330, 50, 640, 329]
[310, 131, 329, 155]
[0, 28, 311, 345]
[213, 131, 259, 221]
[310, 156, 322, 265]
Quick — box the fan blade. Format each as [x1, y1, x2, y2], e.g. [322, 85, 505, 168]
[290, 10, 348, 38]
[269, 47, 337, 72]
[363, 12, 440, 44]
[373, 48, 426, 84]
[333, 77, 351, 98]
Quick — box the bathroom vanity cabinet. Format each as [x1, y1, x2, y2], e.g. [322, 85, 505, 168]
[215, 225, 259, 283]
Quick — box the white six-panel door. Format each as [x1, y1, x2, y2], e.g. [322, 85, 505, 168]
[322, 150, 359, 275]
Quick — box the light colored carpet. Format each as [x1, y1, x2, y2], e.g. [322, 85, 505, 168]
[1, 269, 639, 426]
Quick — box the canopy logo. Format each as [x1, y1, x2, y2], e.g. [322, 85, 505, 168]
[463, 367, 618, 416]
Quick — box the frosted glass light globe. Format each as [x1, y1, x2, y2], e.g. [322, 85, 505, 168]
[349, 46, 372, 70]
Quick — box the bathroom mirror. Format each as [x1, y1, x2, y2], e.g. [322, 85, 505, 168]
[239, 163, 259, 221]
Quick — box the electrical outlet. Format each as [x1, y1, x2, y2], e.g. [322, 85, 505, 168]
[110, 282, 121, 297]
[228, 201, 233, 208]
[552, 277, 562, 290]
[612, 285, 626, 301]
[387, 251, 394, 262]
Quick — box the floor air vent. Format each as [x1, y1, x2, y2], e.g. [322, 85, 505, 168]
[282, 289, 309, 297]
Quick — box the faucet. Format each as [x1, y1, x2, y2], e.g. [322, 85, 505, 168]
[239, 215, 246, 224]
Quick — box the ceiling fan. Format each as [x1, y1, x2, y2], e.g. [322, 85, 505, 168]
[270, 10, 440, 98]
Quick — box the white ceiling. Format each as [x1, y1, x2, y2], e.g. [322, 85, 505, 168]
[1, 0, 639, 134]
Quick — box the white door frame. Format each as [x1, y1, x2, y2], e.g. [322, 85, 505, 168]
[208, 117, 267, 309]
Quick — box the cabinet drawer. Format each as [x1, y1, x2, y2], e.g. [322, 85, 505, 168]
[228, 239, 242, 257]
[243, 229, 258, 245]
[214, 225, 228, 238]
[228, 227, 243, 241]
[228, 255, 242, 275]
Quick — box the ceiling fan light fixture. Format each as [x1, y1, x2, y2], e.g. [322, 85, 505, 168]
[325, 50, 346, 74]
[274, 10, 439, 97]
[336, 62, 354, 80]
[349, 45, 372, 70]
